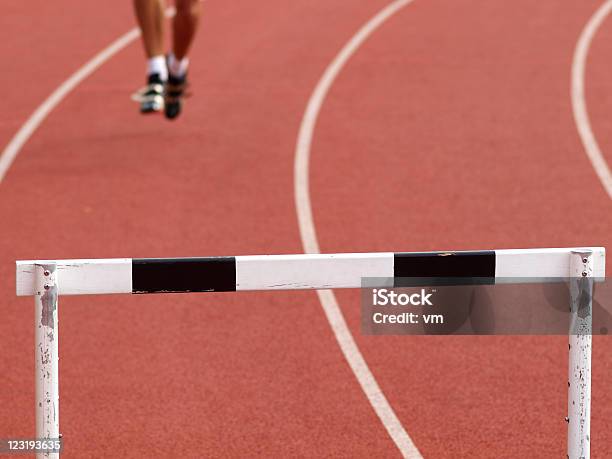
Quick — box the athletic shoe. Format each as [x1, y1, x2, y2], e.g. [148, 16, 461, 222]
[139, 73, 165, 114]
[164, 73, 187, 120]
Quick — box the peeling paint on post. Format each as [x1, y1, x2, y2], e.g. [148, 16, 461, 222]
[40, 286, 58, 331]
[568, 251, 592, 459]
[35, 263, 59, 459]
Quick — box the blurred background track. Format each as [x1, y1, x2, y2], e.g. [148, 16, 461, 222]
[1, 1, 611, 457]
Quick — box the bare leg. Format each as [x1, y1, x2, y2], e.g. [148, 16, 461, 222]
[134, 0, 166, 113]
[172, 0, 201, 60]
[133, 0, 166, 58]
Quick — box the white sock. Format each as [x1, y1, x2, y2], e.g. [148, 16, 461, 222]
[147, 55, 168, 81]
[168, 52, 189, 78]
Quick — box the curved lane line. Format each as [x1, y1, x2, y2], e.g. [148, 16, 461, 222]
[0, 8, 176, 184]
[294, 1, 422, 457]
[572, 0, 612, 200]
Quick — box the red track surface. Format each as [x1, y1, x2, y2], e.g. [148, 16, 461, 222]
[1, 1, 611, 457]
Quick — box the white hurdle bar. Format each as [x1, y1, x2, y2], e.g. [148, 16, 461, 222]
[16, 247, 605, 459]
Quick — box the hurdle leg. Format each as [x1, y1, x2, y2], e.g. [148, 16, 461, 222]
[567, 250, 593, 459]
[35, 263, 60, 459]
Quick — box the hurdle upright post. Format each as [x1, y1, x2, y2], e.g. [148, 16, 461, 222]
[34, 263, 60, 459]
[567, 250, 593, 459]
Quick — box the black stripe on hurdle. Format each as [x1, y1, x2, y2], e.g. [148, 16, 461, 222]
[132, 257, 236, 293]
[393, 251, 495, 286]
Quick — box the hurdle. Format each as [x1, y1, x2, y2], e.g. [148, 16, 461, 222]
[16, 247, 605, 458]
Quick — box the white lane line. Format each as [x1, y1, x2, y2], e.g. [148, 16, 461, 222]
[0, 8, 176, 184]
[294, 1, 422, 457]
[571, 0, 612, 200]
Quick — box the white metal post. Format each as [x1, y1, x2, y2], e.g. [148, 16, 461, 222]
[567, 250, 593, 459]
[35, 263, 60, 459]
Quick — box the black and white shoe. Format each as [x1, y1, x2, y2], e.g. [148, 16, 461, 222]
[139, 73, 165, 114]
[164, 73, 187, 120]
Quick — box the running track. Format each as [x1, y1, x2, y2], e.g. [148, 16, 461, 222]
[1, 0, 612, 457]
